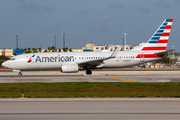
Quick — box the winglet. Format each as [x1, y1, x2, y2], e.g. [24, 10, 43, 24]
[109, 46, 119, 58]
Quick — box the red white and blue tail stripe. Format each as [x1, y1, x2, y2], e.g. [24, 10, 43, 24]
[141, 19, 173, 52]
[133, 19, 173, 60]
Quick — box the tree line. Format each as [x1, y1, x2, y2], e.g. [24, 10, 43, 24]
[23, 46, 72, 53]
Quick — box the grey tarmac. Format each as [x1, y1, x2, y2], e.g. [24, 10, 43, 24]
[0, 98, 180, 120]
[0, 71, 180, 82]
[1, 71, 180, 119]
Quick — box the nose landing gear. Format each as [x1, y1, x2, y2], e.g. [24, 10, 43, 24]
[13, 70, 22, 75]
[18, 71, 22, 75]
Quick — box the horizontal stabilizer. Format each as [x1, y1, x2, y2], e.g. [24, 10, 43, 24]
[155, 49, 176, 55]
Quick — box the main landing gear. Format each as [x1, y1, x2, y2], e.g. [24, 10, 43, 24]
[86, 69, 92, 75]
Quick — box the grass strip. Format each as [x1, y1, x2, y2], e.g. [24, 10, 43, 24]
[0, 82, 180, 98]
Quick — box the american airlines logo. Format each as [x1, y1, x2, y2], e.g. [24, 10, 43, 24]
[27, 54, 36, 63]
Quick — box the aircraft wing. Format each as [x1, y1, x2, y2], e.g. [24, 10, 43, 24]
[78, 46, 119, 67]
[155, 49, 176, 55]
[78, 58, 106, 67]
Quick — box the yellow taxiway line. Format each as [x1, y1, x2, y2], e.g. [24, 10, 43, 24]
[112, 78, 134, 82]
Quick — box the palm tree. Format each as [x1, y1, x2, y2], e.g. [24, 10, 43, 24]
[34, 48, 38, 53]
[32, 48, 36, 53]
[69, 48, 73, 52]
[63, 47, 68, 52]
[27, 47, 31, 53]
[48, 47, 51, 52]
[58, 48, 61, 52]
[65, 47, 68, 52]
[63, 48, 65, 52]
[23, 48, 27, 53]
[38, 47, 42, 52]
[51, 46, 55, 52]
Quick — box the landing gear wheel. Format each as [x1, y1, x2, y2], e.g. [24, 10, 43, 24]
[18, 72, 22, 75]
[86, 69, 92, 75]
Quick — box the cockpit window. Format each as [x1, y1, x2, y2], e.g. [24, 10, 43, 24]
[10, 58, 15, 60]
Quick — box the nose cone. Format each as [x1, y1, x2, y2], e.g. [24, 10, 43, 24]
[2, 61, 8, 68]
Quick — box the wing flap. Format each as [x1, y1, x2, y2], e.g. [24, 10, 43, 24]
[78, 58, 106, 67]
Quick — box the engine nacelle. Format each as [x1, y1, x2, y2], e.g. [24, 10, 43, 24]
[61, 64, 79, 73]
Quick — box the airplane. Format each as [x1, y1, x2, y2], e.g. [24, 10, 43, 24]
[2, 19, 174, 75]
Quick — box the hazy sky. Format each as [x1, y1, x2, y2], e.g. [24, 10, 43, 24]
[0, 0, 179, 51]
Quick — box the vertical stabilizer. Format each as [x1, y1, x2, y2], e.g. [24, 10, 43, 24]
[141, 19, 173, 52]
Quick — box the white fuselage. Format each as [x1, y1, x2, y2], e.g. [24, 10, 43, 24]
[2, 51, 159, 70]
[2, 19, 173, 74]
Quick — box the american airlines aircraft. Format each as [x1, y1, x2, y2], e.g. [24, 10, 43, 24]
[2, 19, 174, 75]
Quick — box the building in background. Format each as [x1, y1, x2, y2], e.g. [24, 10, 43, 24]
[0, 49, 23, 58]
[82, 43, 132, 51]
[82, 43, 94, 51]
[13, 49, 23, 55]
[40, 49, 83, 52]
[131, 42, 146, 49]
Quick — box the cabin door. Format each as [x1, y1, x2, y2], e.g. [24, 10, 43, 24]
[140, 52, 144, 64]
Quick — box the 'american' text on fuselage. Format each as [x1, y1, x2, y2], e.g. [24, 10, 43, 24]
[35, 55, 74, 62]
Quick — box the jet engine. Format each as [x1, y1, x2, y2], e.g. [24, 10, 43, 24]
[61, 64, 79, 73]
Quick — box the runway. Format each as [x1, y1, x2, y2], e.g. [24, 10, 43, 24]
[1, 71, 180, 119]
[0, 71, 180, 82]
[0, 98, 180, 120]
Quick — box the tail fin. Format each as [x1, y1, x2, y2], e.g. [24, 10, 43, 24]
[141, 19, 173, 52]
